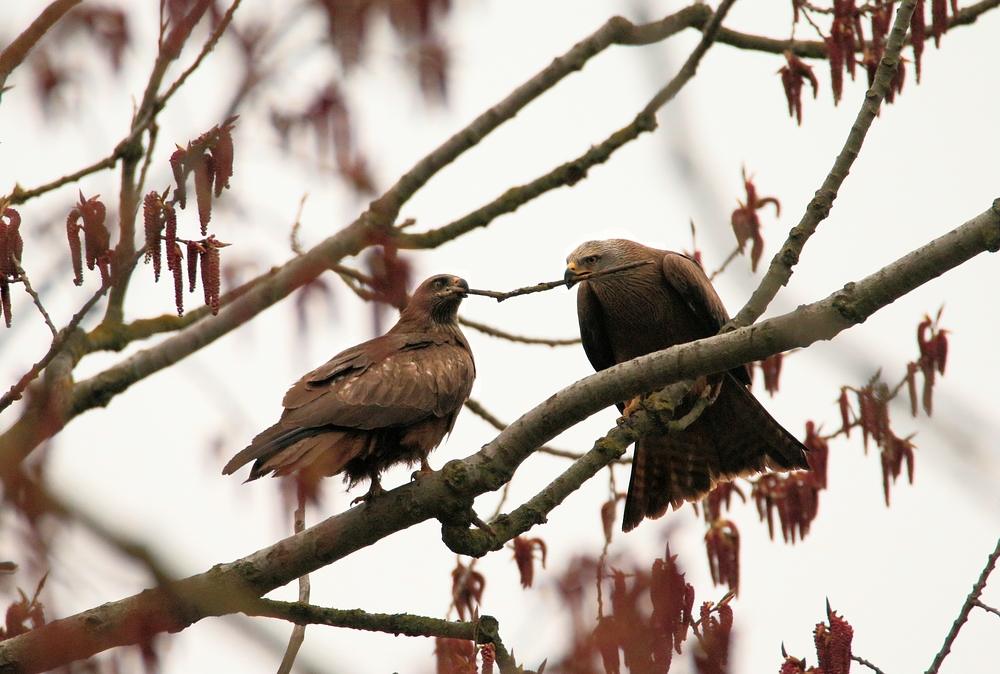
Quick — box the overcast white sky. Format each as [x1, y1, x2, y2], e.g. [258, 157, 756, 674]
[1, 1, 1000, 672]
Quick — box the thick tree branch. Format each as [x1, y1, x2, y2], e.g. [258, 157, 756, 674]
[731, 0, 918, 328]
[444, 380, 703, 557]
[2, 201, 995, 673]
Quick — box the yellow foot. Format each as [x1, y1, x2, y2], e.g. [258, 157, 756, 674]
[350, 480, 384, 506]
[620, 396, 643, 419]
[410, 458, 434, 482]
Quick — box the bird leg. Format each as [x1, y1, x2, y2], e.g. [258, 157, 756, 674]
[410, 456, 435, 481]
[350, 476, 384, 506]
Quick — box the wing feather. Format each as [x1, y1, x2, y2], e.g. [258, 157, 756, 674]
[660, 252, 751, 386]
[280, 339, 474, 430]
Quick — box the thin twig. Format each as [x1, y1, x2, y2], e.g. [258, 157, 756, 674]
[9, 155, 119, 205]
[974, 599, 1000, 618]
[276, 484, 310, 674]
[0, 281, 110, 413]
[12, 259, 57, 337]
[465, 261, 653, 302]
[458, 316, 580, 346]
[157, 0, 244, 107]
[925, 536, 1000, 674]
[330, 263, 373, 286]
[852, 654, 888, 674]
[135, 122, 160, 201]
[290, 194, 308, 255]
[708, 247, 742, 282]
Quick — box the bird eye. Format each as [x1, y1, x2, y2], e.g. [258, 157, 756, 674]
[585, 255, 600, 265]
[433, 277, 447, 287]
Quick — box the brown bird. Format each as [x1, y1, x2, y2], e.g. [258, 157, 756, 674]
[564, 239, 809, 531]
[223, 274, 476, 500]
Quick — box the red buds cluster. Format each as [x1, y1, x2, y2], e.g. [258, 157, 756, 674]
[451, 561, 485, 622]
[435, 637, 478, 674]
[705, 520, 740, 597]
[169, 116, 237, 235]
[753, 469, 823, 545]
[594, 547, 698, 674]
[0, 208, 24, 327]
[139, 118, 238, 316]
[731, 168, 779, 272]
[913, 310, 948, 415]
[512, 536, 547, 589]
[779, 50, 819, 125]
[841, 372, 916, 505]
[66, 193, 111, 288]
[780, 604, 854, 674]
[0, 574, 46, 639]
[694, 599, 733, 674]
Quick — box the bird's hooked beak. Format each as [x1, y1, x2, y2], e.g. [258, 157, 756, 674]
[564, 261, 583, 289]
[452, 277, 470, 298]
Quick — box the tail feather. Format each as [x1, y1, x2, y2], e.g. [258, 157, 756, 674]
[621, 374, 809, 531]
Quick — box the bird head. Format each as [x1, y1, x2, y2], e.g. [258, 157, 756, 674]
[565, 239, 637, 288]
[405, 274, 469, 323]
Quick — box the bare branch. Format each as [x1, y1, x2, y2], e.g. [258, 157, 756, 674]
[925, 536, 1000, 674]
[444, 380, 702, 558]
[465, 261, 652, 302]
[974, 599, 1000, 618]
[9, 155, 119, 206]
[397, 0, 738, 250]
[459, 316, 579, 346]
[371, 6, 708, 224]
[157, 0, 244, 107]
[0, 0, 82, 93]
[0, 281, 109, 413]
[852, 654, 888, 674]
[277, 485, 310, 674]
[12, 259, 57, 337]
[731, 0, 919, 328]
[248, 604, 518, 674]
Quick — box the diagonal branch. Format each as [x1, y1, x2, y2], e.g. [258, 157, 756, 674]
[1, 200, 996, 673]
[925, 536, 1000, 674]
[0, 0, 82, 93]
[0, 281, 109, 414]
[397, 0, 738, 250]
[731, 0, 919, 328]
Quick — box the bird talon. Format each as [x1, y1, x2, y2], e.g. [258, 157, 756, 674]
[411, 458, 435, 481]
[621, 396, 643, 418]
[410, 468, 434, 481]
[351, 480, 384, 506]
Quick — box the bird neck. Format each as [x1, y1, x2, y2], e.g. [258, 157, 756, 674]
[396, 299, 460, 330]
